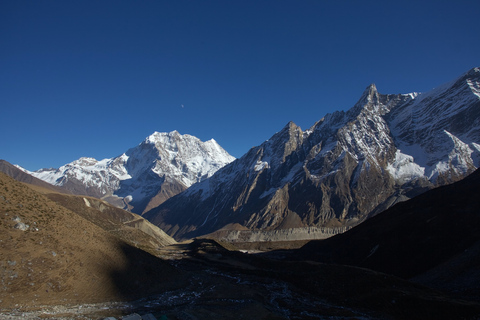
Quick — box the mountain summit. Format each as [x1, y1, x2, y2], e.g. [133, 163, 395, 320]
[30, 131, 235, 214]
[145, 67, 480, 240]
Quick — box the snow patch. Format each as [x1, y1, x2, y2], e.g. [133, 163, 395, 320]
[254, 160, 269, 172]
[386, 150, 425, 183]
[310, 169, 339, 181]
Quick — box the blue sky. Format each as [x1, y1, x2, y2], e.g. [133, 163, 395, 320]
[1, 1, 479, 171]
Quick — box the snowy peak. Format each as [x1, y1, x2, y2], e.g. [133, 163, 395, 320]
[145, 131, 175, 144]
[30, 131, 235, 214]
[386, 67, 480, 182]
[71, 157, 99, 167]
[135, 130, 235, 187]
[140, 131, 234, 168]
[144, 130, 185, 147]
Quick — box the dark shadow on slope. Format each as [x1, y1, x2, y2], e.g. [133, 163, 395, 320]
[110, 243, 187, 302]
[182, 239, 480, 320]
[292, 168, 480, 300]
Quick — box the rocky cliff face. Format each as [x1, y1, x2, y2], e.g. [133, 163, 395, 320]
[30, 131, 235, 214]
[145, 67, 480, 240]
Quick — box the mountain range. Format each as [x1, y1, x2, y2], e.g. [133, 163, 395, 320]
[145, 67, 480, 240]
[2, 163, 480, 319]
[2, 67, 480, 318]
[27, 131, 235, 215]
[15, 67, 480, 242]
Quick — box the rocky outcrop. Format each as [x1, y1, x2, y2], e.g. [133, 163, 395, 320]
[204, 226, 350, 242]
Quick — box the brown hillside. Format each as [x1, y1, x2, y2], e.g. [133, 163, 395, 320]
[0, 172, 183, 309]
[45, 193, 177, 252]
[0, 159, 176, 252]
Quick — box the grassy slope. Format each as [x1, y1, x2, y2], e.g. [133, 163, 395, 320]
[0, 172, 183, 309]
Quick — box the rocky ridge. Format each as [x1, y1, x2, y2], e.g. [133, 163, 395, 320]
[145, 67, 480, 240]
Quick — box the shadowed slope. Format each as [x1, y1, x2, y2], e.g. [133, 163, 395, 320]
[294, 169, 480, 294]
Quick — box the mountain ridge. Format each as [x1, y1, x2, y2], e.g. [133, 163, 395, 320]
[145, 67, 480, 240]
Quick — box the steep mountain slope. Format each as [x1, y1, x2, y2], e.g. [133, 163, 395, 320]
[293, 168, 480, 299]
[30, 131, 235, 214]
[146, 67, 480, 240]
[0, 172, 183, 308]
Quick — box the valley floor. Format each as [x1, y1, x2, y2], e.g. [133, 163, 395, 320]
[2, 239, 480, 320]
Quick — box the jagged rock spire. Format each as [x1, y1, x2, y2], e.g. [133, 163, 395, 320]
[146, 67, 480, 240]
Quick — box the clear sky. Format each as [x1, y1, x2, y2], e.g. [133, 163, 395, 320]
[1, 0, 479, 171]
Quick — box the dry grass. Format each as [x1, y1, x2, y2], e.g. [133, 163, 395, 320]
[0, 172, 181, 309]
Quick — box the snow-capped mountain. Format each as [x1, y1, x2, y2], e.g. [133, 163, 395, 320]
[31, 131, 235, 214]
[145, 67, 480, 240]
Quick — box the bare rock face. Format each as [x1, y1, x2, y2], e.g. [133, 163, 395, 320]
[146, 67, 480, 240]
